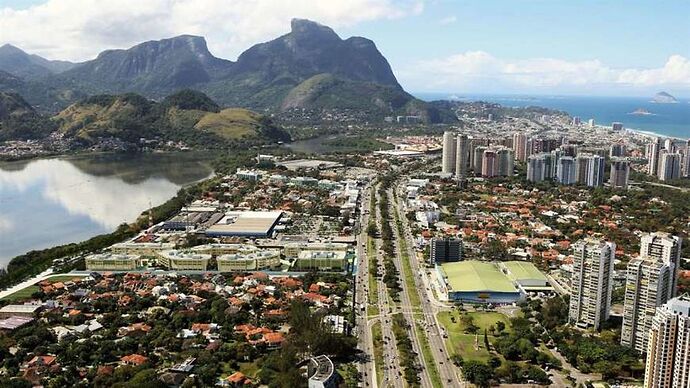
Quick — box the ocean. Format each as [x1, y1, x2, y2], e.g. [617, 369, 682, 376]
[415, 93, 690, 140]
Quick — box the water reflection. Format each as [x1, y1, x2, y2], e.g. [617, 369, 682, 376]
[0, 153, 213, 267]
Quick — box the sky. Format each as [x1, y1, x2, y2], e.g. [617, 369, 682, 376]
[0, 0, 688, 97]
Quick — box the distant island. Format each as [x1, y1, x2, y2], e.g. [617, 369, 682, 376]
[652, 91, 678, 103]
[629, 108, 655, 116]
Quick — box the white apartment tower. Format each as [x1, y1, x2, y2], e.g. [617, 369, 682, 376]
[621, 257, 673, 353]
[513, 133, 528, 162]
[455, 134, 469, 180]
[442, 131, 457, 174]
[658, 153, 682, 182]
[569, 238, 615, 331]
[556, 156, 577, 185]
[643, 295, 690, 388]
[647, 138, 661, 176]
[641, 232, 682, 295]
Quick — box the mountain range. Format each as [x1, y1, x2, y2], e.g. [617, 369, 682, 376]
[0, 19, 452, 123]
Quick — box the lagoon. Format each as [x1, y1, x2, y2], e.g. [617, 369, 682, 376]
[0, 152, 213, 268]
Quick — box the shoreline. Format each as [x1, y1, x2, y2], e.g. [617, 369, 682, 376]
[0, 149, 254, 291]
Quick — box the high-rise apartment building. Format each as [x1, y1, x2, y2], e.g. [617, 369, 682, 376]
[429, 238, 463, 264]
[569, 238, 615, 330]
[473, 146, 487, 174]
[455, 134, 469, 180]
[621, 256, 673, 353]
[513, 133, 528, 162]
[610, 143, 627, 157]
[482, 149, 499, 177]
[497, 148, 514, 177]
[556, 156, 576, 185]
[658, 153, 682, 181]
[610, 158, 631, 189]
[640, 232, 682, 295]
[643, 295, 690, 388]
[647, 138, 661, 176]
[442, 131, 457, 174]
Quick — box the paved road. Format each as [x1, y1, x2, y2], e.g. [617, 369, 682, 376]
[384, 189, 435, 388]
[390, 185, 465, 387]
[0, 268, 54, 299]
[356, 183, 404, 388]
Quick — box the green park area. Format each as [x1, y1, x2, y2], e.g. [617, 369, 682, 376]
[437, 311, 512, 362]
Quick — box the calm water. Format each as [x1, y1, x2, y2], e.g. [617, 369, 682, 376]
[0, 152, 213, 267]
[416, 93, 690, 139]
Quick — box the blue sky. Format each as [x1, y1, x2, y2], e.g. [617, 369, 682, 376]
[0, 0, 688, 96]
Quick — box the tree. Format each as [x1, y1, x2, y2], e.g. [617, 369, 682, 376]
[462, 360, 493, 387]
[495, 320, 506, 334]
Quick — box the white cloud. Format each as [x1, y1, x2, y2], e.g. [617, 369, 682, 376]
[0, 216, 12, 233]
[399, 51, 690, 94]
[0, 159, 181, 229]
[0, 0, 423, 61]
[438, 15, 456, 25]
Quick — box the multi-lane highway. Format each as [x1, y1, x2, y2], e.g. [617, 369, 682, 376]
[356, 183, 404, 388]
[391, 183, 465, 387]
[356, 176, 466, 388]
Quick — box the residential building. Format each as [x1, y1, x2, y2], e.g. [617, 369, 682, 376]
[473, 146, 487, 174]
[429, 238, 462, 264]
[640, 232, 682, 295]
[647, 139, 661, 176]
[610, 143, 627, 157]
[643, 295, 690, 388]
[569, 238, 615, 330]
[482, 149, 499, 177]
[658, 153, 682, 181]
[455, 134, 469, 180]
[497, 148, 515, 176]
[556, 156, 576, 185]
[610, 158, 631, 189]
[586, 154, 606, 187]
[527, 154, 547, 183]
[612, 122, 624, 131]
[441, 131, 456, 174]
[621, 256, 673, 353]
[685, 139, 690, 177]
[513, 133, 528, 162]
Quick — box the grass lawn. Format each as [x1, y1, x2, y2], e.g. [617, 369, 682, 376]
[1, 285, 39, 301]
[1, 274, 87, 301]
[44, 275, 87, 283]
[371, 321, 384, 386]
[437, 311, 512, 362]
[239, 361, 260, 378]
[367, 237, 378, 305]
[415, 322, 443, 387]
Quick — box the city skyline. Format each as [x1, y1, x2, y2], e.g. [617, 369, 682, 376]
[0, 0, 688, 97]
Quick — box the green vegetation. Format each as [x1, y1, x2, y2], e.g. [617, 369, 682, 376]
[439, 309, 555, 386]
[438, 311, 509, 362]
[50, 90, 289, 148]
[323, 136, 394, 154]
[371, 321, 384, 386]
[194, 108, 265, 140]
[1, 285, 39, 301]
[0, 91, 56, 140]
[391, 313, 422, 387]
[531, 296, 644, 382]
